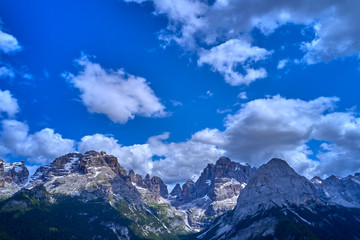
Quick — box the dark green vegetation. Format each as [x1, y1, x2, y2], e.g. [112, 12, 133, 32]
[0, 186, 179, 240]
[2, 186, 360, 240]
[187, 204, 360, 240]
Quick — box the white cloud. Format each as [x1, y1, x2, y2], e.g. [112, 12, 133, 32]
[221, 96, 338, 167]
[1, 90, 358, 182]
[152, 0, 207, 48]
[0, 89, 19, 118]
[124, 0, 146, 3]
[127, 0, 360, 82]
[77, 95, 360, 181]
[216, 108, 231, 114]
[198, 39, 271, 85]
[277, 59, 289, 69]
[0, 66, 15, 79]
[191, 128, 227, 146]
[64, 54, 166, 123]
[171, 100, 183, 107]
[237, 91, 248, 100]
[78, 132, 224, 184]
[0, 29, 21, 54]
[0, 120, 75, 164]
[185, 95, 360, 178]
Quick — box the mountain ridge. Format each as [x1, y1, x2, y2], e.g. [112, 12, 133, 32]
[1, 152, 360, 240]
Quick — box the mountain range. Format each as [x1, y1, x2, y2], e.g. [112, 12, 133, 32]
[1, 151, 360, 239]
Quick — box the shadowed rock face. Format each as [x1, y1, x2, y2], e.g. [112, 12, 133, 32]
[197, 158, 335, 240]
[0, 160, 29, 187]
[234, 158, 321, 219]
[169, 157, 256, 230]
[0, 159, 4, 187]
[78, 151, 127, 176]
[0, 159, 29, 199]
[151, 176, 169, 198]
[181, 179, 197, 202]
[127, 171, 169, 200]
[311, 173, 360, 208]
[171, 157, 256, 205]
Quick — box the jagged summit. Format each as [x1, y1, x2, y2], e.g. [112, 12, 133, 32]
[0, 159, 29, 199]
[26, 151, 169, 203]
[169, 156, 256, 230]
[197, 158, 360, 240]
[2, 153, 360, 239]
[311, 172, 360, 208]
[233, 157, 320, 219]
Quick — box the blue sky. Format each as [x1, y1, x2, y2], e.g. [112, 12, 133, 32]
[1, 0, 360, 184]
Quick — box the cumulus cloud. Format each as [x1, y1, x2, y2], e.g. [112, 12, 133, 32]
[191, 128, 227, 146]
[198, 39, 271, 85]
[64, 55, 166, 123]
[78, 132, 224, 184]
[127, 0, 360, 82]
[77, 95, 360, 181]
[222, 96, 338, 165]
[0, 89, 19, 118]
[0, 120, 75, 164]
[0, 29, 21, 54]
[186, 95, 360, 178]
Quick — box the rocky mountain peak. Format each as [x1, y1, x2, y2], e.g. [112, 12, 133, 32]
[0, 160, 29, 199]
[27, 151, 133, 197]
[181, 179, 197, 202]
[0, 160, 29, 187]
[233, 158, 320, 219]
[168, 157, 256, 230]
[215, 156, 231, 166]
[0, 159, 4, 188]
[195, 157, 256, 201]
[170, 183, 182, 197]
[264, 157, 295, 173]
[125, 171, 168, 200]
[311, 176, 323, 184]
[311, 173, 360, 208]
[128, 169, 135, 182]
[77, 151, 127, 176]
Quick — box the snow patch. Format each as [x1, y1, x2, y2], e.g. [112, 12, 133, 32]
[288, 209, 311, 225]
[64, 157, 79, 171]
[202, 194, 210, 201]
[351, 177, 360, 185]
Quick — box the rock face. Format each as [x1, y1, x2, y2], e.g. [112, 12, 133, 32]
[170, 157, 256, 230]
[0, 160, 29, 186]
[3, 152, 360, 239]
[311, 173, 360, 208]
[233, 158, 320, 219]
[24, 151, 184, 238]
[0, 159, 29, 199]
[197, 158, 360, 240]
[127, 172, 169, 201]
[0, 159, 4, 188]
[28, 151, 136, 199]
